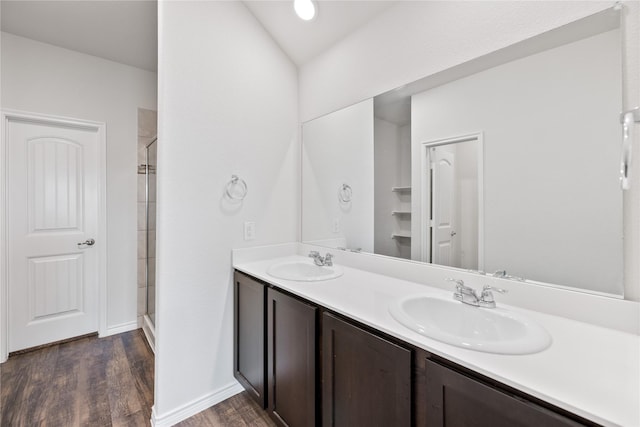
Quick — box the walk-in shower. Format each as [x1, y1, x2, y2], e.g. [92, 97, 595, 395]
[140, 138, 157, 347]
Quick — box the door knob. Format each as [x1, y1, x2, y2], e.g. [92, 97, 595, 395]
[450, 231, 457, 237]
[77, 238, 95, 247]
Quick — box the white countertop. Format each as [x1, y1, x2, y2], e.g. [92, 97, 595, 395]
[234, 254, 640, 427]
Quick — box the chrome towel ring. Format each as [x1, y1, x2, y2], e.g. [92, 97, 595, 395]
[620, 107, 639, 190]
[338, 183, 352, 203]
[225, 175, 248, 200]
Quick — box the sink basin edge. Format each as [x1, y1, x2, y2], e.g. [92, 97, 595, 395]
[389, 294, 552, 355]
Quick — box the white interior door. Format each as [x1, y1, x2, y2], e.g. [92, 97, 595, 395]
[7, 115, 100, 352]
[431, 148, 456, 266]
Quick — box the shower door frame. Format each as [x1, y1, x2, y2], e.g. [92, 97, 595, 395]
[144, 138, 157, 331]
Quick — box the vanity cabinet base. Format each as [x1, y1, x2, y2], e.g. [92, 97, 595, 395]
[234, 270, 600, 427]
[267, 288, 318, 427]
[424, 359, 590, 427]
[234, 271, 267, 408]
[322, 312, 412, 427]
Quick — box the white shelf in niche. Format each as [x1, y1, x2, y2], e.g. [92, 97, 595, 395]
[391, 186, 412, 193]
[392, 211, 411, 216]
[391, 232, 412, 239]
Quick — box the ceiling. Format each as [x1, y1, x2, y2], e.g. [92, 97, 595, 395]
[243, 1, 396, 65]
[1, 1, 158, 72]
[0, 1, 395, 72]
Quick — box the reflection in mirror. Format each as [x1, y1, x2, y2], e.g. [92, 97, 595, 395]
[423, 137, 481, 271]
[302, 99, 374, 252]
[301, 9, 623, 296]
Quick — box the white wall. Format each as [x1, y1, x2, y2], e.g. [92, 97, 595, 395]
[302, 99, 374, 252]
[155, 1, 298, 423]
[298, 1, 640, 302]
[1, 33, 157, 332]
[620, 1, 640, 302]
[299, 1, 614, 123]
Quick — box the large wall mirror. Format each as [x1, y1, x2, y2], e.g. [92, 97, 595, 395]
[301, 9, 624, 296]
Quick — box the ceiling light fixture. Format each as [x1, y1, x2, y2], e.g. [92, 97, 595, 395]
[294, 0, 316, 21]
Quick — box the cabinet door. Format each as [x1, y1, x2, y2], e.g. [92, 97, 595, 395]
[322, 312, 411, 427]
[424, 359, 586, 427]
[234, 272, 267, 408]
[268, 288, 317, 427]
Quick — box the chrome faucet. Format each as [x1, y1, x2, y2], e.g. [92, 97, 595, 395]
[337, 247, 362, 253]
[492, 270, 507, 278]
[446, 278, 480, 306]
[308, 251, 334, 266]
[446, 278, 507, 308]
[324, 253, 334, 266]
[492, 269, 525, 281]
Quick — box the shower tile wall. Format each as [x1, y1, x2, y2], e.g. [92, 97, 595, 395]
[138, 108, 157, 327]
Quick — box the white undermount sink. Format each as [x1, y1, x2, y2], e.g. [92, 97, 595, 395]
[389, 295, 551, 355]
[267, 259, 343, 282]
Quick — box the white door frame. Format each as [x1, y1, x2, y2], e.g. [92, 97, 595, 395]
[420, 132, 484, 270]
[0, 110, 107, 362]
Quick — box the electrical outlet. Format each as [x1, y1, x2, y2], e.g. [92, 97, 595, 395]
[332, 218, 340, 233]
[244, 221, 256, 240]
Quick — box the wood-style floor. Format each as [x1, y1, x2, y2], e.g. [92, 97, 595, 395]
[0, 330, 154, 426]
[175, 393, 275, 427]
[0, 330, 275, 426]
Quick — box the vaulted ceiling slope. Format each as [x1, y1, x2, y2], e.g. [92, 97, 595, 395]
[1, 0, 396, 72]
[1, 0, 158, 72]
[243, 1, 396, 65]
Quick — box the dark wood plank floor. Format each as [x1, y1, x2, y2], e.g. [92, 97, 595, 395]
[175, 393, 276, 427]
[0, 330, 275, 426]
[0, 329, 154, 426]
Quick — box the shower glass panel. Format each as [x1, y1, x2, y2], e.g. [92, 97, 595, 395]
[145, 140, 157, 326]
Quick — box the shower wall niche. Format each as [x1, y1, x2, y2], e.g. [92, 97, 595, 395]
[137, 108, 157, 349]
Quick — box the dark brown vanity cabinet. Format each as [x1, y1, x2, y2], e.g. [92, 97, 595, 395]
[235, 272, 318, 426]
[234, 271, 596, 427]
[423, 359, 589, 427]
[322, 312, 412, 427]
[234, 271, 267, 408]
[267, 287, 318, 427]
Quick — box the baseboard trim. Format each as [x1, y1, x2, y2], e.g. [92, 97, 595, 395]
[141, 315, 155, 354]
[101, 320, 138, 337]
[150, 381, 244, 427]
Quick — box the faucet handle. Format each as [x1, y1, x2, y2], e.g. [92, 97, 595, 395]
[446, 277, 465, 292]
[309, 251, 320, 258]
[492, 270, 507, 278]
[479, 285, 507, 308]
[482, 285, 507, 294]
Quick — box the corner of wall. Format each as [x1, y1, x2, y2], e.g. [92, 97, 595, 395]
[622, 0, 640, 302]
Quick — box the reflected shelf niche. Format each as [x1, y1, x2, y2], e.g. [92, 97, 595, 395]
[391, 231, 412, 239]
[391, 186, 412, 241]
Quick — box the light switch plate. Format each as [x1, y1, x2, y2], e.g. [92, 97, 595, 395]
[244, 221, 256, 240]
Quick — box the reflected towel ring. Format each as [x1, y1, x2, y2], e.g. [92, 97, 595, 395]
[225, 175, 248, 200]
[338, 183, 352, 203]
[620, 107, 639, 190]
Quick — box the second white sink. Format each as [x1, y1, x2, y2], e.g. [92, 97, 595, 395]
[267, 259, 343, 282]
[389, 294, 551, 355]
